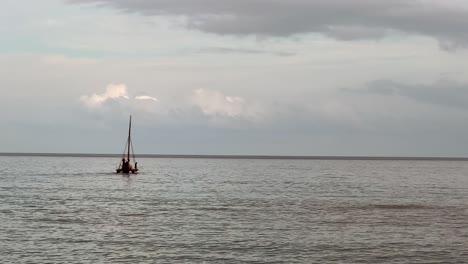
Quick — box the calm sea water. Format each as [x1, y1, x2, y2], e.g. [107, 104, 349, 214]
[1, 156, 467, 263]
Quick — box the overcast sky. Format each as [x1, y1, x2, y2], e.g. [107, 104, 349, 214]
[2, 0, 468, 156]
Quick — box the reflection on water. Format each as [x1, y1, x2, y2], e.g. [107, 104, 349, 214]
[1, 157, 468, 263]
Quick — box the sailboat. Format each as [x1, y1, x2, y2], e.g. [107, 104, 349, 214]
[116, 115, 139, 174]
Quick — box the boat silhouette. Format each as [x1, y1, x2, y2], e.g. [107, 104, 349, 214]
[116, 115, 139, 174]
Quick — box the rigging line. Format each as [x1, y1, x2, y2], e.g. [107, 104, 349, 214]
[121, 139, 128, 157]
[130, 138, 136, 163]
[117, 139, 128, 168]
[127, 115, 132, 161]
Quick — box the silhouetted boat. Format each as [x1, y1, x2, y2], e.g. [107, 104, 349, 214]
[116, 115, 139, 174]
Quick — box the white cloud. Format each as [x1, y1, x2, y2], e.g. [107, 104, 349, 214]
[43, 19, 63, 28]
[135, 95, 158, 102]
[80, 83, 129, 108]
[191, 89, 252, 118]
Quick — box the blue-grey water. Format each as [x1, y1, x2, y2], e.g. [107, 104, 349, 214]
[1, 156, 468, 263]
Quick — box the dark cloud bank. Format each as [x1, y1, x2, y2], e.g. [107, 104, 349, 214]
[69, 0, 468, 49]
[349, 79, 468, 110]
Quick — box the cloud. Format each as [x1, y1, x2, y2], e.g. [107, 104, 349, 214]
[135, 95, 158, 102]
[68, 0, 468, 49]
[348, 79, 468, 110]
[42, 19, 64, 28]
[198, 47, 295, 57]
[80, 84, 160, 114]
[80, 83, 129, 108]
[191, 89, 251, 118]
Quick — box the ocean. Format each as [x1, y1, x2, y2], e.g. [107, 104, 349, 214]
[1, 156, 467, 263]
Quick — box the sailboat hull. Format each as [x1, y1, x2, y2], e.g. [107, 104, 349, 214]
[116, 168, 138, 174]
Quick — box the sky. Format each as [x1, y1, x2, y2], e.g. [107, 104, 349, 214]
[2, 0, 468, 156]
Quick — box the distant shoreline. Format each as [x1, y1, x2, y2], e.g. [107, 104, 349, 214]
[1, 153, 467, 161]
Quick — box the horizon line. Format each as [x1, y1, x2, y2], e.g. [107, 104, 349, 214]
[1, 152, 468, 161]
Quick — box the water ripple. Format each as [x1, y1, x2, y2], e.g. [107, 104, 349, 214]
[0, 157, 468, 263]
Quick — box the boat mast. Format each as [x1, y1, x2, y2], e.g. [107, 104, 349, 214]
[127, 115, 132, 162]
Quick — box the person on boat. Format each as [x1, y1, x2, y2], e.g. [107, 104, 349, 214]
[134, 162, 138, 170]
[121, 158, 129, 171]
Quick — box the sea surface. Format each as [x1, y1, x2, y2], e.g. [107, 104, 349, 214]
[1, 156, 467, 263]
